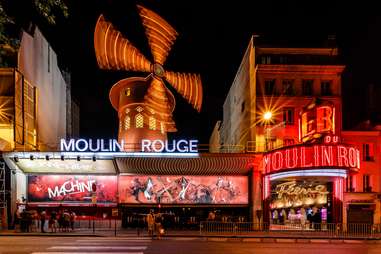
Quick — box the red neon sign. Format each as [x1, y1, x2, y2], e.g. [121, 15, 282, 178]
[263, 144, 360, 175]
[300, 100, 335, 143]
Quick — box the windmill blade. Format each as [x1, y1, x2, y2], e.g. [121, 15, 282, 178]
[143, 77, 177, 132]
[137, 5, 178, 65]
[164, 71, 203, 112]
[94, 15, 152, 72]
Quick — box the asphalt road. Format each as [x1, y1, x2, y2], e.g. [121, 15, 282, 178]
[0, 236, 380, 254]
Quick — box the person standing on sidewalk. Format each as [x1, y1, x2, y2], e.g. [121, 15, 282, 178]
[70, 211, 76, 231]
[49, 211, 57, 233]
[40, 210, 46, 233]
[155, 213, 164, 239]
[146, 210, 155, 237]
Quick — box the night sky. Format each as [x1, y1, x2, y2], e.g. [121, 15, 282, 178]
[5, 1, 381, 143]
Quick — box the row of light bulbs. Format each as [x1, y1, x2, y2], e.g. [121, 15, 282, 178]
[13, 155, 97, 162]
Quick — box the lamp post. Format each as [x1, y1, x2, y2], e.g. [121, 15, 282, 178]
[263, 111, 273, 151]
[262, 111, 285, 151]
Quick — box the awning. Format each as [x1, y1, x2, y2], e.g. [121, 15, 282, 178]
[116, 153, 257, 175]
[26, 202, 117, 207]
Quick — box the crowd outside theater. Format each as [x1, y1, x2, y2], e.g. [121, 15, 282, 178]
[271, 206, 323, 229]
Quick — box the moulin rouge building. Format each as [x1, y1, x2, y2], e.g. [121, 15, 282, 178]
[1, 5, 379, 228]
[2, 5, 253, 228]
[213, 35, 380, 226]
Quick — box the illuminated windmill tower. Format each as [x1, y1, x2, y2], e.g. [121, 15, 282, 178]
[94, 5, 203, 151]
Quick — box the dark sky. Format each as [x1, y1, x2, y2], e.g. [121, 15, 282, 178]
[6, 1, 381, 143]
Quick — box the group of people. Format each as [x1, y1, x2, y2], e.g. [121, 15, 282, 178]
[146, 210, 165, 239]
[14, 209, 76, 233]
[271, 206, 326, 228]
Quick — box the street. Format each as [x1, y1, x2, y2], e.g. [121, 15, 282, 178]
[0, 236, 380, 254]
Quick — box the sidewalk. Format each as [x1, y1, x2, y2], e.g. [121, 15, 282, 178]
[1, 228, 381, 241]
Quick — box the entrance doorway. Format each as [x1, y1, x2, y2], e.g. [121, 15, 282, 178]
[347, 204, 374, 224]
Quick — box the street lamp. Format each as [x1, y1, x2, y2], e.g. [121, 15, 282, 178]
[263, 111, 272, 121]
[262, 111, 273, 151]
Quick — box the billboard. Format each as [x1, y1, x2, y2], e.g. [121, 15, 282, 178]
[28, 175, 117, 203]
[119, 175, 248, 204]
[270, 181, 329, 209]
[17, 159, 116, 174]
[262, 144, 360, 175]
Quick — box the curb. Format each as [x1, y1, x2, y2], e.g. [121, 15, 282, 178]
[1, 232, 380, 243]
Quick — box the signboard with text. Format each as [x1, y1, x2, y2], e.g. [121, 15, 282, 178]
[263, 144, 360, 175]
[28, 175, 117, 203]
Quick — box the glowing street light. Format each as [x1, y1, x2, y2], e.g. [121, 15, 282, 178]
[263, 111, 272, 121]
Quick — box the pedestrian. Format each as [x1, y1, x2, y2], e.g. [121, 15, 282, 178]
[58, 212, 64, 232]
[154, 213, 164, 239]
[70, 211, 76, 231]
[146, 210, 155, 237]
[272, 210, 279, 225]
[40, 210, 47, 233]
[49, 210, 57, 233]
[207, 211, 215, 221]
[13, 210, 21, 232]
[63, 210, 70, 232]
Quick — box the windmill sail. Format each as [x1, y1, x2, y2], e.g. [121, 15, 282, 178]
[137, 5, 178, 65]
[94, 15, 151, 72]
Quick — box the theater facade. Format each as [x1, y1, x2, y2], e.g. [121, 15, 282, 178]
[3, 146, 257, 226]
[261, 137, 361, 226]
[2, 132, 367, 227]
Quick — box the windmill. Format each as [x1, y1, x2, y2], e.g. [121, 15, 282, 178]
[94, 5, 203, 150]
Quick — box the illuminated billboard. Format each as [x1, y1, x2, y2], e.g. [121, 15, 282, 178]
[119, 175, 248, 204]
[270, 181, 329, 209]
[263, 144, 360, 175]
[28, 175, 117, 203]
[17, 159, 116, 174]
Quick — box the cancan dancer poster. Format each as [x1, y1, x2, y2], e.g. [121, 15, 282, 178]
[119, 175, 248, 204]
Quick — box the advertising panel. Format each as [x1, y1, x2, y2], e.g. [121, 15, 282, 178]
[119, 175, 248, 204]
[17, 159, 116, 174]
[28, 175, 117, 203]
[270, 181, 329, 209]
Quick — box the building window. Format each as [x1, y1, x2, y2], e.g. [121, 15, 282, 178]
[264, 80, 276, 95]
[282, 108, 294, 125]
[283, 138, 294, 147]
[302, 79, 314, 96]
[363, 143, 374, 161]
[346, 175, 354, 192]
[363, 174, 371, 192]
[321, 81, 332, 96]
[135, 114, 143, 128]
[124, 116, 130, 130]
[279, 56, 288, 64]
[149, 117, 156, 130]
[241, 101, 245, 113]
[261, 56, 271, 64]
[282, 80, 295, 96]
[160, 122, 165, 134]
[136, 106, 144, 112]
[265, 137, 276, 151]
